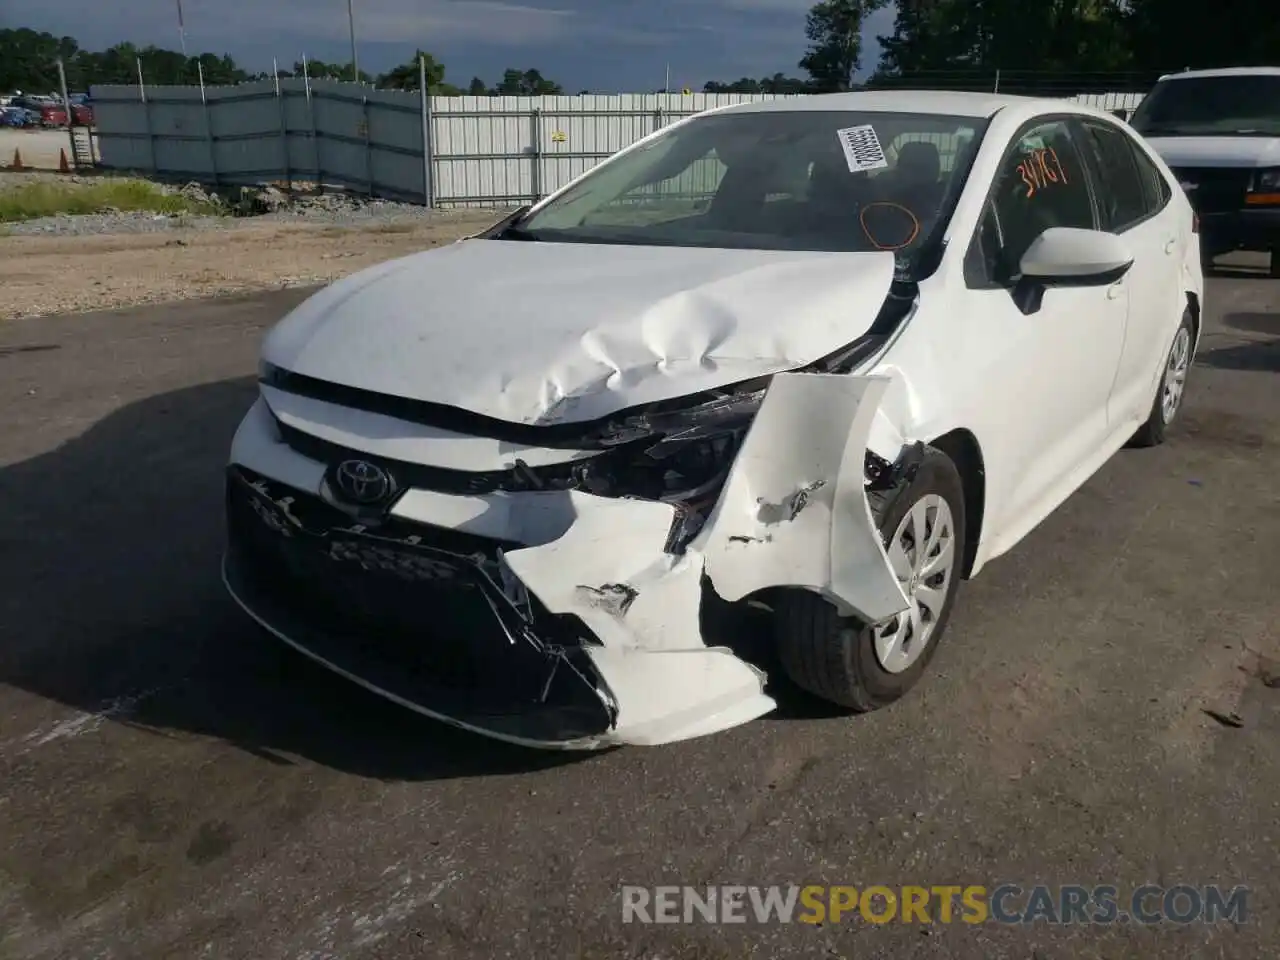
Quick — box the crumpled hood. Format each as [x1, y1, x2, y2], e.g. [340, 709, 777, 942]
[1145, 136, 1280, 170]
[262, 238, 896, 425]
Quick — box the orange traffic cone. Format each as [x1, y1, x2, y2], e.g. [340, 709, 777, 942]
[58, 148, 71, 173]
[10, 148, 23, 171]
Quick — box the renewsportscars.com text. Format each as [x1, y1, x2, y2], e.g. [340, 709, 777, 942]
[621, 884, 1250, 926]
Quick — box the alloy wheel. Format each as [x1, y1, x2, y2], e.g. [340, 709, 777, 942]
[873, 494, 957, 674]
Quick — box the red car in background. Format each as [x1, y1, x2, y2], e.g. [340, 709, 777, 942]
[39, 104, 68, 126]
[9, 96, 94, 127]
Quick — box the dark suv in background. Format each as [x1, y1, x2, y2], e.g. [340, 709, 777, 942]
[1130, 67, 1280, 277]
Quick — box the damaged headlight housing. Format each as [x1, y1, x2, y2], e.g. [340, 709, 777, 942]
[585, 380, 769, 552]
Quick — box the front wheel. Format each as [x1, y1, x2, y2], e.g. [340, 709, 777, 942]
[774, 447, 966, 712]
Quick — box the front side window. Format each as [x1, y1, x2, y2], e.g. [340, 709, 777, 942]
[512, 110, 988, 264]
[1080, 121, 1149, 231]
[1130, 75, 1280, 137]
[970, 119, 1096, 284]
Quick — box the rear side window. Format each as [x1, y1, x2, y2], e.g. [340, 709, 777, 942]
[1080, 121, 1148, 231]
[1130, 143, 1172, 213]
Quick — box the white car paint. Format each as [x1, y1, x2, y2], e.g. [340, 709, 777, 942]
[224, 90, 1203, 749]
[264, 241, 898, 425]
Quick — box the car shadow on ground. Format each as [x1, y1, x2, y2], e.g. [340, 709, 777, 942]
[0, 376, 600, 781]
[1223, 311, 1280, 337]
[0, 375, 847, 778]
[1206, 261, 1274, 281]
[1197, 339, 1280, 372]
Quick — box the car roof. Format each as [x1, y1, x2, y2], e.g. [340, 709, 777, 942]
[1157, 66, 1280, 81]
[709, 89, 1077, 120]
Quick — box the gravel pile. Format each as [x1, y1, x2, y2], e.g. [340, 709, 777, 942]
[2, 178, 498, 237]
[5, 212, 231, 236]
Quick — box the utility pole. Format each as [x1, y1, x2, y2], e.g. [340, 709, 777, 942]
[347, 0, 359, 82]
[176, 0, 188, 56]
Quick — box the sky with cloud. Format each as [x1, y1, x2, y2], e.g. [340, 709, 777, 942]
[9, 0, 898, 91]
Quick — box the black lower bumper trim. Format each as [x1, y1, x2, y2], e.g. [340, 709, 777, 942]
[223, 467, 615, 744]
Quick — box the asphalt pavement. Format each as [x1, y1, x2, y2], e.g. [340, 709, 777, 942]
[1, 258, 1278, 960]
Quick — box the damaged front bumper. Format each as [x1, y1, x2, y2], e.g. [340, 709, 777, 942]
[223, 373, 910, 749]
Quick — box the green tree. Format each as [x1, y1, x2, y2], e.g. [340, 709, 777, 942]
[799, 0, 889, 91]
[1121, 0, 1279, 74]
[295, 59, 372, 82]
[704, 77, 764, 93]
[467, 76, 489, 95]
[875, 0, 1133, 81]
[492, 68, 564, 95]
[0, 28, 79, 91]
[377, 50, 443, 90]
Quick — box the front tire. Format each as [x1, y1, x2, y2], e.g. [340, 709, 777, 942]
[774, 447, 966, 712]
[1129, 307, 1194, 448]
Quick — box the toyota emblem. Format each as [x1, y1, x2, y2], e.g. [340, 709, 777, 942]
[333, 459, 393, 505]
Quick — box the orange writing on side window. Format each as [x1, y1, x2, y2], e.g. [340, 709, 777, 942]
[1017, 147, 1069, 199]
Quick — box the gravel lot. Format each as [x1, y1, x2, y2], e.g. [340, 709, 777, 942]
[0, 128, 99, 170]
[0, 254, 1276, 959]
[0, 204, 508, 319]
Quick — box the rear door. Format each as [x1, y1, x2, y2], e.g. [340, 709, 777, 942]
[1075, 118, 1182, 426]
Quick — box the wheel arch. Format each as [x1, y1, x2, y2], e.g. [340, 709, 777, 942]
[927, 428, 986, 579]
[1185, 289, 1202, 353]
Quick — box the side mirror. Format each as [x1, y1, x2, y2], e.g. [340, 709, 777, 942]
[1019, 227, 1134, 286]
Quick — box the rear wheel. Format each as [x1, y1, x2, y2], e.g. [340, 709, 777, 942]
[1130, 307, 1194, 448]
[774, 447, 966, 712]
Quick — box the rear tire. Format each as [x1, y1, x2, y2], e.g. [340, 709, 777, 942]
[1130, 307, 1194, 448]
[774, 447, 966, 712]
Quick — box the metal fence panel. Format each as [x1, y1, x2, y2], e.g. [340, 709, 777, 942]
[91, 83, 1149, 207]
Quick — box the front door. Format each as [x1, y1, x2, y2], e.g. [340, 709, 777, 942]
[960, 117, 1129, 545]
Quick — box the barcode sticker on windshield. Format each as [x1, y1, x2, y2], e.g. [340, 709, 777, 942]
[836, 124, 888, 173]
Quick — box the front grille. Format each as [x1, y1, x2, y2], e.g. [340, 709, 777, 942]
[225, 467, 575, 703]
[1169, 166, 1251, 215]
[275, 420, 610, 496]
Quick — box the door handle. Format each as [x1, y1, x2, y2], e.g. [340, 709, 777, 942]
[1106, 282, 1123, 300]
[1164, 238, 1177, 254]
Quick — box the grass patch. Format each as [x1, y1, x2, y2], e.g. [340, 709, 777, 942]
[0, 179, 224, 223]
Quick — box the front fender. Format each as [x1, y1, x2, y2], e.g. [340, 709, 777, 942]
[695, 372, 910, 623]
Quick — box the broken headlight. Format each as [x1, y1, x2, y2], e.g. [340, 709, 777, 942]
[588, 381, 769, 552]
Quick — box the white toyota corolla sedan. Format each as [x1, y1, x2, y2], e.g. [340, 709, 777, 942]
[224, 91, 1203, 749]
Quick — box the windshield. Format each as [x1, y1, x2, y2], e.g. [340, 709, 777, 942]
[510, 110, 987, 263]
[1130, 75, 1280, 137]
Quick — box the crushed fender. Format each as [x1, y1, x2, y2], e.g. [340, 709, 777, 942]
[575, 583, 640, 617]
[757, 479, 828, 524]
